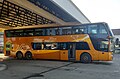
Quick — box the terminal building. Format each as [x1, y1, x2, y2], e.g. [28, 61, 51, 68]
[0, 0, 90, 28]
[0, 0, 90, 53]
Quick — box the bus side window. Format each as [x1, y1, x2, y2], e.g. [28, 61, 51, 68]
[58, 42, 68, 50]
[32, 43, 42, 50]
[34, 29, 45, 36]
[59, 28, 62, 35]
[46, 29, 55, 36]
[62, 27, 72, 35]
[73, 26, 86, 34]
[55, 28, 60, 35]
[24, 29, 34, 36]
[6, 30, 14, 37]
[73, 27, 80, 34]
[88, 25, 98, 34]
[14, 30, 24, 37]
[51, 29, 56, 35]
[43, 43, 58, 50]
[76, 42, 90, 50]
[99, 24, 107, 34]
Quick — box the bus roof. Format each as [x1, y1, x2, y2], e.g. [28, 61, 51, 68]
[5, 22, 107, 30]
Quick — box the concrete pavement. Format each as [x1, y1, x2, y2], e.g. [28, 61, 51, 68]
[0, 54, 120, 79]
[0, 53, 8, 71]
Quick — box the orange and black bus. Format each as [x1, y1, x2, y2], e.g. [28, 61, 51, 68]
[4, 22, 114, 63]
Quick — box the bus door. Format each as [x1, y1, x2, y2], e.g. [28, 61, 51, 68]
[68, 43, 76, 61]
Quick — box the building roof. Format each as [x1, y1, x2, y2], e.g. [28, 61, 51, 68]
[0, 0, 90, 28]
[112, 29, 120, 35]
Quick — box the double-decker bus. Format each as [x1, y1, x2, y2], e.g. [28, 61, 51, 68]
[4, 22, 114, 63]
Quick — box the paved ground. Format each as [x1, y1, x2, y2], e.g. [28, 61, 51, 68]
[0, 54, 120, 79]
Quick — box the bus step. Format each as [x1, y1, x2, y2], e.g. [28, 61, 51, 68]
[69, 58, 75, 61]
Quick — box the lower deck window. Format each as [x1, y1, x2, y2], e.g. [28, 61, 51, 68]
[32, 42, 90, 50]
[76, 42, 90, 50]
[32, 43, 41, 50]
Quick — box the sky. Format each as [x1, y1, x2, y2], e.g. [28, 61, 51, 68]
[72, 0, 120, 29]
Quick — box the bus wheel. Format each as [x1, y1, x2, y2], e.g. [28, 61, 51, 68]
[80, 53, 92, 63]
[16, 51, 23, 60]
[25, 51, 32, 60]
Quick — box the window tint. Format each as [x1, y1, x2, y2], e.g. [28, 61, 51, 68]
[76, 42, 90, 50]
[58, 42, 69, 50]
[46, 28, 56, 36]
[6, 30, 14, 37]
[43, 43, 58, 50]
[31, 42, 70, 50]
[6, 24, 100, 37]
[24, 29, 34, 36]
[32, 43, 41, 50]
[88, 25, 98, 34]
[34, 29, 45, 36]
[55, 28, 60, 35]
[99, 41, 108, 51]
[14, 30, 24, 37]
[73, 26, 86, 34]
[31, 42, 90, 50]
[99, 24, 107, 34]
[62, 27, 72, 35]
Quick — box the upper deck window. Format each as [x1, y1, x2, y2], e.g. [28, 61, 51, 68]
[88, 25, 98, 34]
[6, 30, 15, 37]
[55, 28, 60, 35]
[46, 28, 56, 36]
[14, 30, 24, 37]
[73, 26, 86, 34]
[99, 24, 107, 34]
[62, 27, 72, 35]
[24, 29, 34, 36]
[34, 29, 45, 36]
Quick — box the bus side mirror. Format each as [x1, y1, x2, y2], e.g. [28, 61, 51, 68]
[107, 36, 113, 39]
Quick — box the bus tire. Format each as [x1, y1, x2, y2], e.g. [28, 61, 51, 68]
[80, 53, 92, 63]
[25, 51, 32, 60]
[16, 51, 23, 60]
